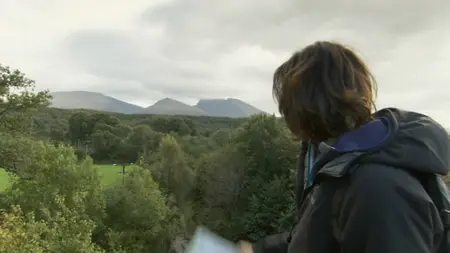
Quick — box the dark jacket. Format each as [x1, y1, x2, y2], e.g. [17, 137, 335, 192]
[252, 108, 450, 253]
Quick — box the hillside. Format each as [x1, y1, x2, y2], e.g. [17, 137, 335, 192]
[144, 98, 207, 116]
[50, 91, 144, 114]
[195, 98, 264, 118]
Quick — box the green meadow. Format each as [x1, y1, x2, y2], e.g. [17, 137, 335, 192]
[0, 164, 139, 191]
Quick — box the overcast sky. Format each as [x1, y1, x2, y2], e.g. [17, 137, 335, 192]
[1, 0, 450, 125]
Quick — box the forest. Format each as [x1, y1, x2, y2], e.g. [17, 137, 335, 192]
[0, 65, 298, 252]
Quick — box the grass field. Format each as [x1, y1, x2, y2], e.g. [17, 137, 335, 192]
[0, 169, 11, 191]
[0, 164, 139, 191]
[97, 164, 138, 186]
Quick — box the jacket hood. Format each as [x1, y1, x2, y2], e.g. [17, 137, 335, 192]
[323, 108, 450, 175]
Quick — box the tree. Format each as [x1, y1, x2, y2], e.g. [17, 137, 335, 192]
[90, 127, 122, 161]
[229, 115, 299, 239]
[230, 115, 298, 240]
[176, 135, 217, 168]
[0, 142, 105, 226]
[0, 206, 104, 253]
[0, 139, 106, 252]
[68, 112, 134, 163]
[149, 117, 194, 136]
[0, 64, 50, 134]
[153, 135, 195, 209]
[68, 111, 92, 145]
[193, 144, 247, 238]
[100, 168, 175, 253]
[127, 125, 161, 161]
[210, 128, 232, 145]
[0, 133, 36, 175]
[150, 135, 197, 239]
[192, 115, 299, 241]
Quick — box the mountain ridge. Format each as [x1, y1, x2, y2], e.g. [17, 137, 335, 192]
[195, 98, 263, 118]
[50, 91, 265, 118]
[49, 91, 144, 114]
[144, 97, 207, 116]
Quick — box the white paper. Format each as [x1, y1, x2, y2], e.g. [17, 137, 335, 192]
[185, 227, 238, 253]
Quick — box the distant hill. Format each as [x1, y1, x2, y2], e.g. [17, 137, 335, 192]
[195, 98, 264, 118]
[50, 91, 145, 114]
[144, 98, 207, 116]
[49, 91, 265, 118]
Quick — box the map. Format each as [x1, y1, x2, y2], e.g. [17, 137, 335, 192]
[186, 227, 238, 253]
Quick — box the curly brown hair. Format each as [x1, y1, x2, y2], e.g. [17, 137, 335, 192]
[273, 41, 377, 143]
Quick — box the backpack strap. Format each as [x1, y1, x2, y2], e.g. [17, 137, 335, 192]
[421, 175, 450, 227]
[404, 172, 450, 253]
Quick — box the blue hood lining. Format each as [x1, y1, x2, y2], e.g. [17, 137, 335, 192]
[332, 117, 392, 153]
[303, 117, 392, 189]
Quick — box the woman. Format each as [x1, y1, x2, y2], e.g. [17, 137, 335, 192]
[239, 41, 450, 253]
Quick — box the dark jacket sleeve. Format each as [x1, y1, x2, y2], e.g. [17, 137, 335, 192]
[252, 232, 289, 253]
[339, 165, 441, 253]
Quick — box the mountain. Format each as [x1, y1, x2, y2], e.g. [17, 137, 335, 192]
[144, 98, 207, 116]
[195, 98, 264, 118]
[49, 91, 145, 114]
[49, 91, 266, 117]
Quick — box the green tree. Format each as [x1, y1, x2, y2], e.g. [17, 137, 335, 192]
[0, 64, 50, 134]
[0, 133, 36, 175]
[91, 112, 120, 127]
[151, 135, 197, 238]
[127, 125, 162, 161]
[153, 135, 195, 209]
[0, 206, 104, 253]
[49, 125, 67, 143]
[210, 128, 232, 146]
[149, 117, 194, 136]
[68, 111, 93, 145]
[90, 123, 134, 163]
[231, 115, 298, 240]
[0, 141, 105, 226]
[176, 135, 217, 168]
[193, 144, 247, 238]
[192, 115, 298, 241]
[0, 139, 106, 252]
[100, 168, 175, 253]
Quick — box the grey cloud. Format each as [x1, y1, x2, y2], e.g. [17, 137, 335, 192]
[66, 29, 229, 98]
[63, 0, 450, 118]
[142, 0, 447, 53]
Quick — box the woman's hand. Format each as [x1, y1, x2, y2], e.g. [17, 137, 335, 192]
[237, 241, 253, 253]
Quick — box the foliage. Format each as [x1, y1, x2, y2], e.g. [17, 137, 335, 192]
[0, 206, 104, 253]
[99, 168, 176, 253]
[191, 115, 298, 241]
[0, 142, 105, 224]
[0, 64, 51, 134]
[0, 64, 303, 252]
[152, 135, 195, 208]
